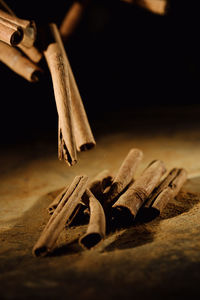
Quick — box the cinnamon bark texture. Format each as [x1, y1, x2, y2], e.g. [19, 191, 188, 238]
[49, 23, 96, 151]
[122, 0, 167, 15]
[44, 42, 77, 166]
[33, 175, 88, 257]
[0, 9, 36, 48]
[105, 148, 143, 205]
[0, 16, 23, 46]
[112, 160, 166, 220]
[60, 0, 90, 42]
[0, 41, 42, 82]
[151, 168, 187, 215]
[79, 189, 106, 249]
[48, 170, 112, 215]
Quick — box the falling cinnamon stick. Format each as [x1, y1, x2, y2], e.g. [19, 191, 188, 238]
[121, 0, 167, 15]
[151, 168, 187, 215]
[0, 41, 42, 82]
[33, 175, 88, 257]
[0, 16, 23, 46]
[48, 169, 112, 214]
[60, 0, 90, 42]
[0, 9, 36, 48]
[44, 42, 77, 166]
[112, 160, 166, 220]
[79, 189, 106, 249]
[49, 23, 96, 151]
[105, 148, 143, 205]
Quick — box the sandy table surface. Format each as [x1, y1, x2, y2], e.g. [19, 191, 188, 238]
[1, 106, 200, 300]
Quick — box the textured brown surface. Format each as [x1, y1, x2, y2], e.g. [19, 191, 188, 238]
[1, 106, 200, 299]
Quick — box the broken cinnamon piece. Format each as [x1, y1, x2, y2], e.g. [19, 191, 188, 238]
[79, 189, 106, 249]
[112, 160, 166, 221]
[105, 148, 143, 205]
[49, 23, 96, 151]
[44, 41, 77, 166]
[60, 0, 90, 42]
[0, 16, 23, 46]
[0, 41, 42, 82]
[0, 9, 36, 48]
[33, 175, 88, 257]
[48, 169, 112, 215]
[151, 168, 187, 215]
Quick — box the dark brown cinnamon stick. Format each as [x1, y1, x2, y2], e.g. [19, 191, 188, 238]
[33, 175, 88, 257]
[44, 42, 77, 166]
[0, 41, 42, 82]
[151, 168, 187, 215]
[105, 148, 143, 205]
[49, 23, 96, 151]
[79, 189, 106, 249]
[112, 160, 166, 220]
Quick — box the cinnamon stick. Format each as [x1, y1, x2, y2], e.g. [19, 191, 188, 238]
[151, 168, 187, 214]
[0, 9, 36, 48]
[44, 42, 77, 166]
[49, 23, 96, 151]
[121, 0, 167, 15]
[0, 16, 23, 46]
[60, 0, 90, 42]
[33, 175, 88, 257]
[48, 169, 112, 215]
[79, 189, 106, 249]
[0, 41, 42, 82]
[105, 148, 143, 205]
[112, 160, 166, 220]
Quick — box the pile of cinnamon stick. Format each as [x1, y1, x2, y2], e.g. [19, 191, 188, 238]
[0, 1, 95, 165]
[33, 148, 187, 256]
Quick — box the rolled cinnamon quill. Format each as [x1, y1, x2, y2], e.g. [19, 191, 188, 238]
[49, 23, 96, 151]
[60, 0, 90, 42]
[0, 9, 36, 48]
[44, 42, 77, 166]
[33, 175, 88, 257]
[112, 160, 166, 220]
[0, 16, 23, 46]
[48, 169, 112, 215]
[105, 148, 143, 205]
[122, 0, 167, 15]
[79, 189, 106, 249]
[0, 41, 42, 82]
[151, 168, 187, 215]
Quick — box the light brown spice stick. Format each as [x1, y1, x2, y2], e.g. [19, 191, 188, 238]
[0, 16, 23, 46]
[151, 168, 187, 214]
[112, 160, 166, 219]
[48, 169, 112, 215]
[49, 23, 96, 151]
[0, 2, 42, 62]
[144, 168, 179, 209]
[79, 189, 106, 249]
[33, 175, 88, 257]
[0, 9, 36, 48]
[44, 42, 77, 166]
[0, 41, 42, 82]
[60, 0, 90, 41]
[121, 0, 167, 15]
[105, 148, 143, 205]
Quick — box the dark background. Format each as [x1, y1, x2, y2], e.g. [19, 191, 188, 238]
[0, 0, 199, 144]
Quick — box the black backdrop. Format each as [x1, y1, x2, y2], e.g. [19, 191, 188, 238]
[0, 0, 199, 144]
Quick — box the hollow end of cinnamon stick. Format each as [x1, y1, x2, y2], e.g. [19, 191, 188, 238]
[79, 232, 103, 250]
[79, 142, 95, 152]
[10, 26, 23, 45]
[30, 69, 43, 82]
[112, 206, 134, 226]
[33, 246, 48, 257]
